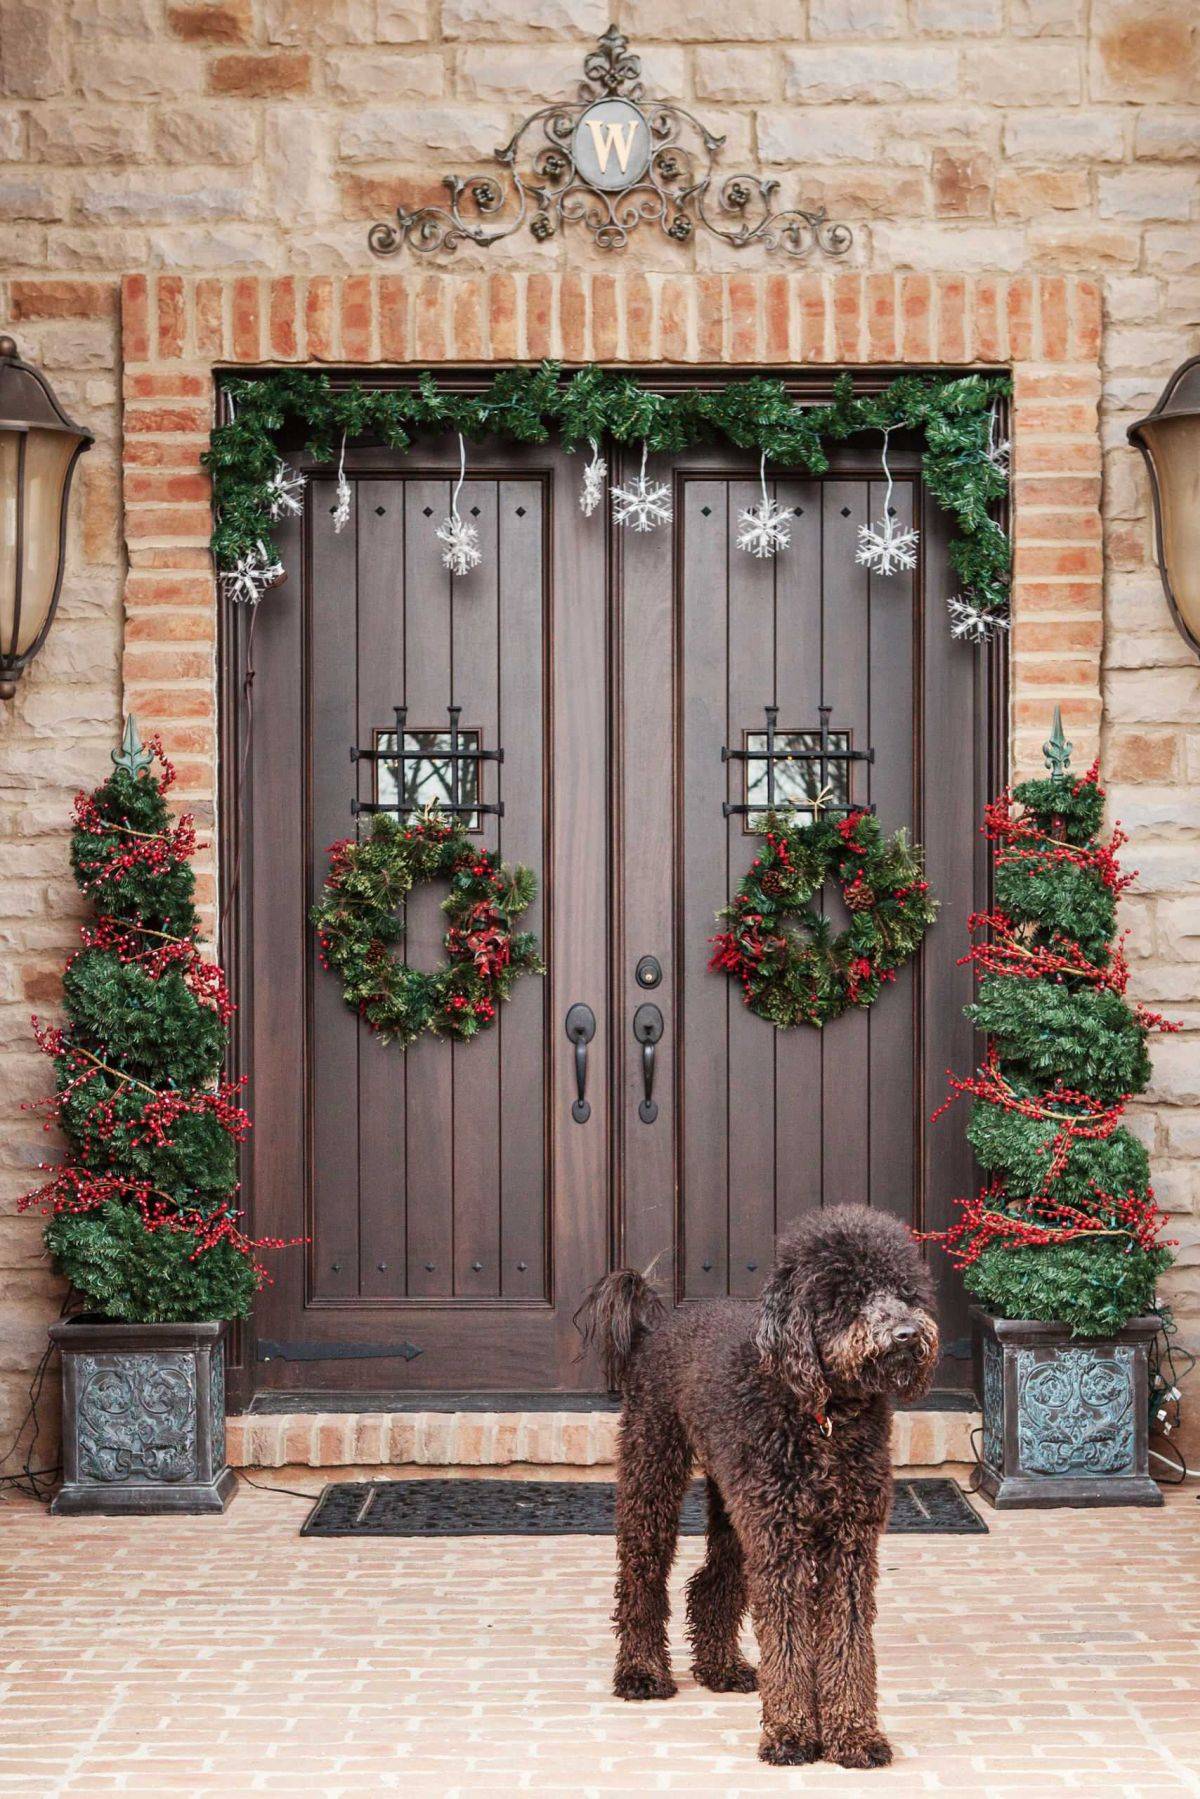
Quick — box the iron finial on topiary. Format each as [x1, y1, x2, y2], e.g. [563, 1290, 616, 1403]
[112, 715, 153, 779]
[1042, 706, 1073, 779]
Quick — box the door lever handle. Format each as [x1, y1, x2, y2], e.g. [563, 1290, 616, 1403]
[565, 1004, 596, 1124]
[633, 1003, 664, 1124]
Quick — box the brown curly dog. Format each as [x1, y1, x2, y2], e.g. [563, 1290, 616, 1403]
[576, 1205, 938, 1768]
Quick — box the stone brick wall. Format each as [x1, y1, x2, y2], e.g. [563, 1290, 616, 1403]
[1, 0, 1198, 1459]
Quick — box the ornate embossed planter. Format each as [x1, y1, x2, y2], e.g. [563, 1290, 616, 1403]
[49, 1317, 236, 1516]
[971, 1308, 1162, 1510]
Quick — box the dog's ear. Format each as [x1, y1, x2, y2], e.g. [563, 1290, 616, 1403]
[756, 1266, 829, 1410]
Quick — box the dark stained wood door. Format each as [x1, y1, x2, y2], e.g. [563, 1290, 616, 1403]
[614, 440, 992, 1379]
[241, 438, 610, 1390]
[232, 423, 994, 1395]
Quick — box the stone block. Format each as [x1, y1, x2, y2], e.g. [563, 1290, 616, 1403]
[326, 49, 444, 100]
[167, 1, 254, 43]
[1003, 109, 1126, 162]
[1009, 0, 1085, 31]
[264, 108, 335, 228]
[73, 42, 200, 102]
[264, 0, 375, 40]
[71, 0, 159, 34]
[933, 149, 994, 217]
[693, 46, 779, 100]
[758, 107, 885, 165]
[964, 43, 1083, 104]
[376, 0, 427, 39]
[911, 0, 1003, 31]
[1028, 223, 1140, 270]
[871, 221, 1026, 271]
[1090, 0, 1199, 103]
[0, 178, 64, 223]
[1136, 111, 1200, 162]
[154, 105, 258, 165]
[996, 169, 1090, 220]
[810, 0, 907, 37]
[337, 103, 510, 163]
[784, 45, 960, 102]
[208, 52, 311, 97]
[78, 174, 256, 225]
[1148, 1035, 1200, 1106]
[1099, 169, 1196, 222]
[1143, 227, 1200, 275]
[27, 105, 151, 165]
[0, 1, 68, 98]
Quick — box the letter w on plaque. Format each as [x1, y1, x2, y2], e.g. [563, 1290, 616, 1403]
[572, 99, 652, 192]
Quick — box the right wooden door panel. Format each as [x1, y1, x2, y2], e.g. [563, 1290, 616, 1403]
[617, 444, 987, 1367]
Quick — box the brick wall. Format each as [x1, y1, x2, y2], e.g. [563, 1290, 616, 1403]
[1, 0, 1198, 1456]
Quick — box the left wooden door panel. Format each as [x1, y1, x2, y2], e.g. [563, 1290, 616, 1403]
[239, 440, 608, 1391]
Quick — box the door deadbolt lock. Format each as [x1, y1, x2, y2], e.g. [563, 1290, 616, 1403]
[635, 955, 662, 990]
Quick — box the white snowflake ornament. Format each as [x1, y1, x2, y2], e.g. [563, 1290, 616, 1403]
[265, 460, 305, 521]
[580, 438, 607, 517]
[737, 452, 791, 559]
[985, 403, 1010, 477]
[947, 594, 1010, 644]
[855, 427, 919, 577]
[330, 431, 352, 535]
[612, 442, 672, 533]
[222, 540, 285, 606]
[436, 434, 483, 577]
[856, 514, 919, 576]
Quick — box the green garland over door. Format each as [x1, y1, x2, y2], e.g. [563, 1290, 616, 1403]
[204, 364, 1012, 641]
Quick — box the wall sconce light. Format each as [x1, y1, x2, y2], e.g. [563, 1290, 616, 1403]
[1128, 354, 1200, 658]
[0, 334, 94, 701]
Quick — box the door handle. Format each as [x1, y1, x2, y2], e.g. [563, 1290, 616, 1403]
[565, 1004, 596, 1124]
[633, 1003, 664, 1124]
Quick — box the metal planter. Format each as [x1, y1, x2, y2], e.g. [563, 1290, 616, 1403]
[49, 1317, 236, 1516]
[971, 1308, 1162, 1509]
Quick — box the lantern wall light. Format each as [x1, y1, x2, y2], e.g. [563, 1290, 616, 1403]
[0, 334, 93, 701]
[1128, 354, 1200, 659]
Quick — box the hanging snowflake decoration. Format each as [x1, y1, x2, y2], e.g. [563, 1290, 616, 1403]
[737, 451, 791, 559]
[985, 403, 1010, 477]
[612, 442, 672, 533]
[855, 428, 920, 577]
[265, 460, 305, 521]
[331, 432, 351, 535]
[856, 514, 919, 576]
[580, 438, 607, 517]
[221, 541, 285, 606]
[436, 434, 482, 577]
[947, 594, 1010, 644]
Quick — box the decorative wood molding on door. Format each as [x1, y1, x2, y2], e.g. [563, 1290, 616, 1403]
[119, 266, 1105, 931]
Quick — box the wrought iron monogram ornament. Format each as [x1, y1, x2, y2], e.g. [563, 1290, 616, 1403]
[368, 26, 852, 261]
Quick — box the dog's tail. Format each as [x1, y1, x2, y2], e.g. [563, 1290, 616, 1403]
[573, 1263, 666, 1390]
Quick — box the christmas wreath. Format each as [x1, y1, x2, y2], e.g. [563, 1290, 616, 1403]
[709, 810, 938, 1029]
[312, 809, 543, 1048]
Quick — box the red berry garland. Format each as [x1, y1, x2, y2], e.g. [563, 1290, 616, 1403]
[709, 809, 938, 1030]
[312, 808, 543, 1048]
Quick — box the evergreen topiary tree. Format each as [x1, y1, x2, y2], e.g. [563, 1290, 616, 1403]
[927, 712, 1176, 1338]
[21, 724, 290, 1322]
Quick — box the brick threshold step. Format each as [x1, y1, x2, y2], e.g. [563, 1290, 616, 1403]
[229, 1394, 979, 1471]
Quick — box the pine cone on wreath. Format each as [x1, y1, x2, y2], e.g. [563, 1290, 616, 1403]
[844, 877, 876, 912]
[759, 868, 788, 898]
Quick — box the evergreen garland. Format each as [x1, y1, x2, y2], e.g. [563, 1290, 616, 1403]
[205, 364, 1012, 632]
[923, 740, 1177, 1337]
[20, 733, 296, 1323]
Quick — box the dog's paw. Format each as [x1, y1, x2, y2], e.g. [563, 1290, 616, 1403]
[693, 1660, 758, 1694]
[613, 1666, 678, 1702]
[758, 1731, 821, 1766]
[823, 1730, 893, 1769]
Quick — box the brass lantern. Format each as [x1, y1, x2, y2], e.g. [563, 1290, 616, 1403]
[0, 334, 94, 700]
[1128, 355, 1200, 658]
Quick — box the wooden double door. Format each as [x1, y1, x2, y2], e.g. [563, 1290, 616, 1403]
[235, 417, 996, 1396]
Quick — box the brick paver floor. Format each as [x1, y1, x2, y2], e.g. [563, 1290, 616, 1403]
[0, 1478, 1197, 1796]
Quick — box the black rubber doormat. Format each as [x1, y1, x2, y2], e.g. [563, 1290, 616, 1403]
[300, 1476, 986, 1537]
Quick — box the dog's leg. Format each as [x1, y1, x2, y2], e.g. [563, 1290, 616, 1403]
[612, 1398, 689, 1702]
[745, 1536, 821, 1766]
[811, 1537, 892, 1769]
[686, 1479, 756, 1693]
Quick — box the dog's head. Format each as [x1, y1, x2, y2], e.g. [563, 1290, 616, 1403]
[755, 1206, 938, 1410]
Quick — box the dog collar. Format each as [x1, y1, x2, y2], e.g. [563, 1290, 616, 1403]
[813, 1407, 834, 1437]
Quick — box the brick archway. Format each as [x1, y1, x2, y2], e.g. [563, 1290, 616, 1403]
[119, 267, 1103, 925]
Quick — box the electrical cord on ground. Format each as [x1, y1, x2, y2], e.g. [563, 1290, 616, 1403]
[0, 1336, 60, 1504]
[238, 1469, 318, 1502]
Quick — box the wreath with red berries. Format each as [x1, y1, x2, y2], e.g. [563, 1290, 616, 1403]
[709, 810, 938, 1029]
[312, 809, 543, 1048]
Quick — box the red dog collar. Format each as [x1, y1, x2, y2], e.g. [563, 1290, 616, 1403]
[814, 1407, 834, 1437]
